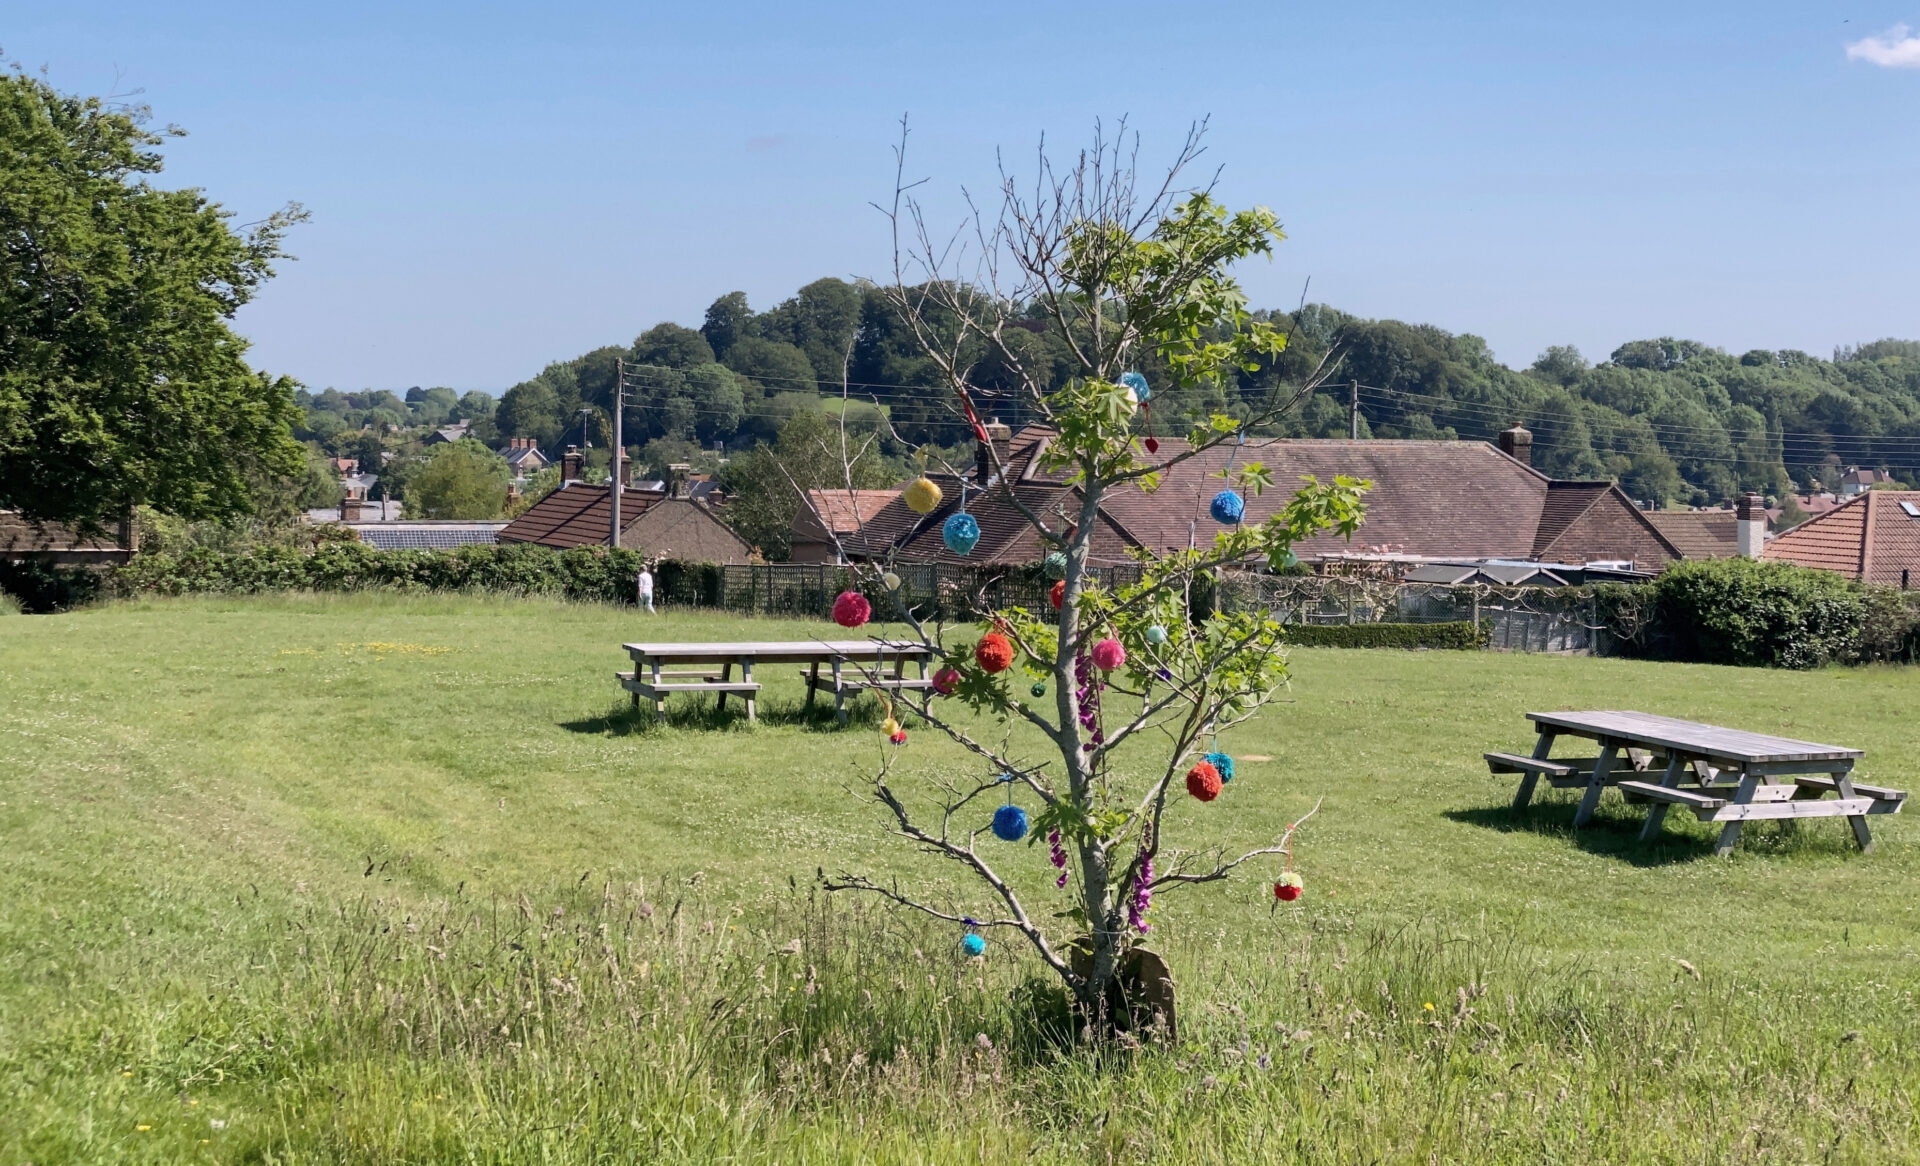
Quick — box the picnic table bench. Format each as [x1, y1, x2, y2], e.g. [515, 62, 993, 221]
[618, 639, 935, 725]
[1488, 710, 1904, 855]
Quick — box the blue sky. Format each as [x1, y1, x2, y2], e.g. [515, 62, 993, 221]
[13, 2, 1920, 391]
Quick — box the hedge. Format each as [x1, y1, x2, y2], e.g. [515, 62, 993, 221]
[1280, 621, 1489, 651]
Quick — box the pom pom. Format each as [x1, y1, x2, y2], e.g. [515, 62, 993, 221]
[943, 512, 981, 555]
[1090, 638, 1127, 671]
[1030, 681, 1047, 697]
[1274, 871, 1304, 902]
[1145, 624, 1168, 645]
[1048, 580, 1065, 609]
[975, 633, 1014, 673]
[881, 715, 900, 738]
[1043, 551, 1067, 580]
[904, 477, 943, 515]
[990, 803, 1029, 842]
[1144, 436, 1159, 454]
[890, 729, 907, 745]
[1210, 489, 1245, 525]
[1120, 370, 1151, 402]
[1185, 761, 1223, 802]
[882, 571, 901, 590]
[1203, 751, 1235, 783]
[931, 666, 962, 695]
[831, 590, 871, 629]
[961, 932, 986, 957]
[1278, 549, 1298, 570]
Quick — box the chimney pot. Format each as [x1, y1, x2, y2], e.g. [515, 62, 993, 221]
[562, 445, 584, 482]
[1735, 492, 1766, 558]
[1496, 423, 1533, 467]
[976, 417, 1014, 485]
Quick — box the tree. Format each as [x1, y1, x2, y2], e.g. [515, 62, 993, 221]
[405, 440, 510, 519]
[0, 69, 308, 528]
[632, 322, 714, 369]
[700, 291, 753, 359]
[719, 408, 894, 558]
[819, 124, 1361, 1035]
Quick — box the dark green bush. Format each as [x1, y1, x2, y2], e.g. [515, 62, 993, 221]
[1282, 621, 1488, 650]
[0, 561, 106, 613]
[1648, 559, 1870, 670]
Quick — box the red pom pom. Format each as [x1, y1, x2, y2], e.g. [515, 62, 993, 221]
[890, 729, 908, 745]
[1090, 638, 1126, 671]
[831, 590, 871, 629]
[931, 666, 962, 695]
[1275, 882, 1301, 902]
[1185, 761, 1222, 802]
[1048, 580, 1065, 609]
[1144, 437, 1159, 454]
[975, 633, 1015, 673]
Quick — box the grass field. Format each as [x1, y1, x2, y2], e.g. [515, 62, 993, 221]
[4, 592, 1919, 1163]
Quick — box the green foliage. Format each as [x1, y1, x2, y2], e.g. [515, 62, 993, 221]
[0, 69, 307, 528]
[1279, 620, 1489, 650]
[404, 439, 511, 519]
[719, 409, 895, 559]
[1642, 559, 1904, 670]
[0, 560, 104, 613]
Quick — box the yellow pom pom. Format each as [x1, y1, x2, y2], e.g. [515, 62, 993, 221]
[904, 477, 943, 515]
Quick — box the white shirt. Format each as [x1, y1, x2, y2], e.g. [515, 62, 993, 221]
[637, 570, 654, 595]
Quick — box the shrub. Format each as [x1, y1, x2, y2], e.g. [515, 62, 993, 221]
[1282, 621, 1488, 650]
[0, 561, 106, 613]
[1648, 559, 1869, 669]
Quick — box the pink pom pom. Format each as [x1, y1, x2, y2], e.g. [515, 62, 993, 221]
[1090, 638, 1126, 671]
[931, 666, 962, 695]
[831, 591, 871, 629]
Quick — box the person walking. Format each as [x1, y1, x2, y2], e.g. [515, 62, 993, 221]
[637, 565, 655, 614]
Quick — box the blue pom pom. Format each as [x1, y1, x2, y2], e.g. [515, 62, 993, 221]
[961, 932, 986, 956]
[991, 803, 1029, 841]
[1210, 489, 1245, 525]
[1145, 624, 1168, 645]
[1043, 551, 1067, 580]
[943, 512, 981, 555]
[1120, 370, 1151, 402]
[1203, 751, 1235, 783]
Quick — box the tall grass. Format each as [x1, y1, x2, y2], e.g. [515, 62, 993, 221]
[9, 881, 1917, 1164]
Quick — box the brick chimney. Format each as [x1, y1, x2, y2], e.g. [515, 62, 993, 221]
[616, 450, 631, 487]
[562, 445, 584, 482]
[1735, 492, 1766, 558]
[341, 496, 366, 522]
[1496, 423, 1533, 467]
[975, 417, 1013, 485]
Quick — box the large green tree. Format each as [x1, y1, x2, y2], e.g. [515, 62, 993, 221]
[0, 70, 307, 528]
[405, 439, 510, 519]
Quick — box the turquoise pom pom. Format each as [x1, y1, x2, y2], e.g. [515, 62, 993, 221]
[943, 512, 981, 555]
[1210, 490, 1244, 524]
[1203, 751, 1235, 783]
[991, 803, 1029, 841]
[1120, 370, 1151, 402]
[1043, 551, 1067, 579]
[961, 932, 986, 956]
[1145, 624, 1167, 645]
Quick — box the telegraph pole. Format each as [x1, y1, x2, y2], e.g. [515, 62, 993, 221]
[1349, 380, 1359, 439]
[610, 358, 623, 548]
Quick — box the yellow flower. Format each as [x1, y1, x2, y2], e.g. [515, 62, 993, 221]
[122, 1071, 133, 1077]
[136, 1124, 152, 1132]
[1423, 1002, 1435, 1011]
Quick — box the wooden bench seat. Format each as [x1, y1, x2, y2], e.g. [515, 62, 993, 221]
[1615, 780, 1725, 811]
[1485, 752, 1574, 778]
[1793, 775, 1908, 802]
[801, 671, 935, 693]
[617, 671, 762, 694]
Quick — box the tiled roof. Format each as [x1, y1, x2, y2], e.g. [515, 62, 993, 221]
[355, 523, 504, 550]
[1765, 490, 1920, 584]
[0, 511, 126, 554]
[498, 483, 665, 549]
[1530, 482, 1613, 557]
[852, 475, 1140, 566]
[800, 489, 899, 536]
[1643, 510, 1740, 559]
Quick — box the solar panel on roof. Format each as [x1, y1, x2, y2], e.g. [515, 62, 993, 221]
[1900, 501, 1920, 519]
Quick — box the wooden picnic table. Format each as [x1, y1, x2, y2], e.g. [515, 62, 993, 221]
[1487, 710, 1905, 856]
[618, 639, 935, 725]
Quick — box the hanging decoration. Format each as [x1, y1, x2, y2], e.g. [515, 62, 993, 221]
[991, 803, 1029, 842]
[1122, 371, 1160, 456]
[1185, 760, 1223, 802]
[931, 666, 962, 696]
[1048, 580, 1065, 609]
[961, 932, 986, 956]
[1030, 680, 1047, 697]
[1090, 638, 1127, 671]
[975, 633, 1015, 673]
[1048, 828, 1070, 887]
[904, 477, 943, 515]
[943, 512, 980, 556]
[1043, 551, 1068, 580]
[881, 714, 907, 745]
[1203, 751, 1235, 784]
[831, 590, 871, 629]
[1273, 871, 1304, 902]
[1119, 370, 1151, 403]
[1128, 853, 1153, 934]
[1210, 489, 1245, 525]
[882, 571, 901, 590]
[1145, 624, 1168, 645]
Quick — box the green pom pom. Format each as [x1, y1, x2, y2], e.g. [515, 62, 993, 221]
[1030, 681, 1047, 697]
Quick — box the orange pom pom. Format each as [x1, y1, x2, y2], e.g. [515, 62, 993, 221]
[975, 633, 1015, 673]
[1185, 761, 1222, 802]
[1048, 580, 1065, 609]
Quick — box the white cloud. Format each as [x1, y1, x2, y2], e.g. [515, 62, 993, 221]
[1846, 23, 1920, 67]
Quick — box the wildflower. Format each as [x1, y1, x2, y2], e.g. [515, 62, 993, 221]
[137, 1125, 151, 1132]
[1128, 855, 1153, 933]
[1423, 1002, 1435, 1012]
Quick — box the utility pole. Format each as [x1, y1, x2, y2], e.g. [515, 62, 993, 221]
[1349, 380, 1360, 440]
[610, 358, 623, 548]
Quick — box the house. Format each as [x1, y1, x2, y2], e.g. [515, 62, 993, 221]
[502, 437, 550, 477]
[497, 480, 752, 563]
[424, 421, 471, 446]
[789, 488, 901, 563]
[1642, 510, 1740, 559]
[0, 511, 136, 566]
[849, 422, 1683, 573]
[1838, 467, 1895, 497]
[328, 457, 360, 477]
[1763, 490, 1920, 588]
[342, 472, 380, 501]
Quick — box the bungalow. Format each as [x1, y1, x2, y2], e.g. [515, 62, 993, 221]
[789, 488, 900, 563]
[1764, 490, 1920, 588]
[497, 450, 751, 563]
